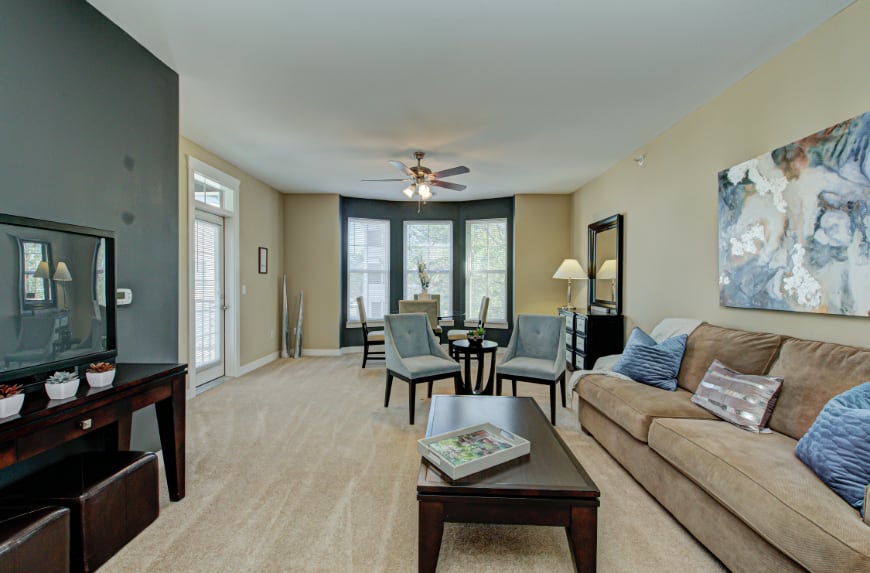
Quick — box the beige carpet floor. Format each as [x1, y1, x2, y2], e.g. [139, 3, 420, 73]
[102, 356, 726, 572]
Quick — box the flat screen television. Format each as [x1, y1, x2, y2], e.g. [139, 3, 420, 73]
[0, 214, 117, 385]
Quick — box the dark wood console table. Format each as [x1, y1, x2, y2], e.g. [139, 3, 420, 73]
[0, 363, 187, 501]
[560, 309, 623, 371]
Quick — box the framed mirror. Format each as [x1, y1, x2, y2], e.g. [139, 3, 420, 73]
[588, 214, 623, 314]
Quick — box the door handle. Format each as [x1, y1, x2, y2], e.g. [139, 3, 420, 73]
[221, 305, 229, 311]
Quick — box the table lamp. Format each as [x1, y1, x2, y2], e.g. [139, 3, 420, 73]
[552, 259, 587, 310]
[596, 259, 617, 300]
[53, 261, 72, 310]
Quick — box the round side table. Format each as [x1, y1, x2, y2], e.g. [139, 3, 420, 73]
[450, 339, 498, 395]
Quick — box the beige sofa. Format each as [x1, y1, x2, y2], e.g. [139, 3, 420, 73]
[574, 323, 870, 573]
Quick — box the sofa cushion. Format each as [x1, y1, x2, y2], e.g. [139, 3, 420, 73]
[677, 324, 782, 393]
[691, 359, 783, 433]
[795, 381, 870, 516]
[649, 418, 870, 572]
[768, 337, 870, 440]
[613, 328, 688, 391]
[577, 374, 716, 442]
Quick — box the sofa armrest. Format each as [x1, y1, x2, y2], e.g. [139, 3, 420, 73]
[864, 486, 869, 526]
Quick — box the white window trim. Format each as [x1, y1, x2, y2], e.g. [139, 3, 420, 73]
[345, 319, 385, 329]
[464, 319, 509, 329]
[465, 217, 508, 323]
[346, 217, 390, 325]
[187, 156, 241, 399]
[402, 220, 453, 308]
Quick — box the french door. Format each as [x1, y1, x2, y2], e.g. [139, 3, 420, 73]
[194, 210, 225, 385]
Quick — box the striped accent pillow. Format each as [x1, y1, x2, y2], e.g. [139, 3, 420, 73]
[613, 328, 688, 391]
[692, 360, 783, 433]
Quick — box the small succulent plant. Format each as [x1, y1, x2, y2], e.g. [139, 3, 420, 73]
[469, 327, 486, 338]
[46, 371, 78, 384]
[87, 362, 115, 373]
[0, 384, 22, 398]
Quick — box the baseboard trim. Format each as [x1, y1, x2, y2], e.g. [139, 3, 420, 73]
[238, 351, 280, 376]
[302, 348, 342, 357]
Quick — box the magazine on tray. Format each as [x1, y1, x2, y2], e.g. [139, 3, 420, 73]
[417, 423, 531, 480]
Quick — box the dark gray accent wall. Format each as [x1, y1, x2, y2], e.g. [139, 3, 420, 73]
[340, 196, 514, 347]
[0, 0, 179, 472]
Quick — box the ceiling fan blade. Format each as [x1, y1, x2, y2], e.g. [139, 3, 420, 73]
[389, 160, 414, 177]
[361, 178, 411, 182]
[431, 166, 470, 179]
[431, 180, 466, 191]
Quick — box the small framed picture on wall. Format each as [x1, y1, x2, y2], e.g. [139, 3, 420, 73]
[258, 247, 268, 274]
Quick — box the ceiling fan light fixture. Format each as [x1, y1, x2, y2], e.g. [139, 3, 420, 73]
[402, 185, 415, 198]
[418, 183, 431, 200]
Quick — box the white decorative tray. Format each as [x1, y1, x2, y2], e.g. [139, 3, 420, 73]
[417, 422, 530, 481]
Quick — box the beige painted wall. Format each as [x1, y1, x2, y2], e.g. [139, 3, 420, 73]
[178, 137, 284, 378]
[571, 0, 870, 346]
[283, 194, 341, 350]
[514, 194, 573, 315]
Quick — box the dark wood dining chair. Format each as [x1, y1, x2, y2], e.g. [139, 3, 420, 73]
[356, 296, 384, 368]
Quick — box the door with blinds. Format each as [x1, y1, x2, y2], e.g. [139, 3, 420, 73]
[194, 211, 225, 385]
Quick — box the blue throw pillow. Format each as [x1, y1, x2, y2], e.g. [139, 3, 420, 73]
[795, 381, 870, 517]
[612, 327, 688, 391]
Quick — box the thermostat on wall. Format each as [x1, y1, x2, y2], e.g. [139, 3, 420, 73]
[116, 288, 133, 306]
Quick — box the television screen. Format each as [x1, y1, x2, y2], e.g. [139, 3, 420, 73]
[0, 215, 116, 383]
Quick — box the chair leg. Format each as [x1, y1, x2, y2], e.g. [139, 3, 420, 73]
[511, 379, 517, 397]
[409, 381, 416, 425]
[496, 375, 502, 396]
[384, 372, 393, 407]
[453, 373, 463, 395]
[549, 383, 557, 425]
[362, 341, 368, 368]
[560, 373, 566, 407]
[427, 381, 433, 398]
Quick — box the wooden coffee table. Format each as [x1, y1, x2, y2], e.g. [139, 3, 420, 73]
[417, 395, 599, 572]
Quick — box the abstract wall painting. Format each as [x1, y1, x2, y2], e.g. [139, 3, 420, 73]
[718, 111, 870, 317]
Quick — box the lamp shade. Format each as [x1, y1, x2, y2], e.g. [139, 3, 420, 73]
[34, 261, 50, 280]
[53, 262, 72, 282]
[597, 259, 617, 280]
[552, 259, 587, 280]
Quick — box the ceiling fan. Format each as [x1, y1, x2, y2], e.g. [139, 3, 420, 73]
[362, 151, 470, 209]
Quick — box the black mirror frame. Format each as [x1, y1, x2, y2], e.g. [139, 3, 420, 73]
[587, 214, 623, 315]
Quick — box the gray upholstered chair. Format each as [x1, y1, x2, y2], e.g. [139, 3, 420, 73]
[384, 313, 461, 424]
[496, 314, 567, 425]
[356, 296, 384, 368]
[398, 299, 441, 335]
[447, 296, 489, 359]
[3, 314, 57, 367]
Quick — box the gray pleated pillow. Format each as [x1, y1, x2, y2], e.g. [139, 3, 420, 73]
[691, 359, 783, 433]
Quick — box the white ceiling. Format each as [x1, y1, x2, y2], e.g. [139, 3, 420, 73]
[87, 0, 851, 201]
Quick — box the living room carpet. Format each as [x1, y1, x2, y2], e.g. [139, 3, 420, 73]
[101, 355, 725, 572]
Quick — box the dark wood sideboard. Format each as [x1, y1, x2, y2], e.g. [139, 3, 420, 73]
[0, 363, 187, 501]
[560, 309, 624, 371]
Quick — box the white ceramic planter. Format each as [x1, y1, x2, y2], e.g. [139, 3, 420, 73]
[0, 394, 24, 418]
[86, 370, 115, 387]
[45, 379, 79, 400]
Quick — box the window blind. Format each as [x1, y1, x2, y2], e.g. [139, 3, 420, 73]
[466, 219, 508, 321]
[404, 221, 453, 313]
[347, 218, 390, 321]
[194, 218, 222, 367]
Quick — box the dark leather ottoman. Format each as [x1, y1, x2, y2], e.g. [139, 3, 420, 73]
[0, 505, 69, 573]
[0, 451, 159, 573]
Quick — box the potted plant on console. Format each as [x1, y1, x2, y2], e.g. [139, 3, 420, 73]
[86, 362, 116, 388]
[0, 384, 24, 418]
[45, 371, 79, 400]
